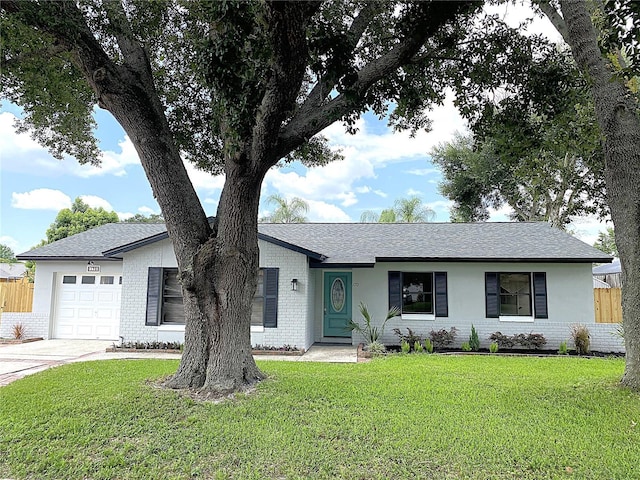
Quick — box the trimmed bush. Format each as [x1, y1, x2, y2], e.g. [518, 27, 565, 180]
[571, 324, 591, 355]
[469, 325, 480, 352]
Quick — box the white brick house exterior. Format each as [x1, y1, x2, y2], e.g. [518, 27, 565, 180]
[9, 221, 623, 353]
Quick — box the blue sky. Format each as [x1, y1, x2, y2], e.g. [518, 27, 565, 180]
[0, 3, 607, 256]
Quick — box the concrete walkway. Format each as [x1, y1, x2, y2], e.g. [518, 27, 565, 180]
[0, 340, 357, 386]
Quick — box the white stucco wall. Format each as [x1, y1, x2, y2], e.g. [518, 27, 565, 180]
[118, 238, 314, 350]
[1, 260, 123, 339]
[339, 261, 621, 352]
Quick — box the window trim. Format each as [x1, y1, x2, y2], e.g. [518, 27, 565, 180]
[145, 267, 279, 328]
[485, 271, 548, 320]
[389, 271, 448, 319]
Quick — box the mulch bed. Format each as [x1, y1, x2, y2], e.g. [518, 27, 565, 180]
[0, 337, 43, 345]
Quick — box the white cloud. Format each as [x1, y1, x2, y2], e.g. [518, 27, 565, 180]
[74, 136, 140, 178]
[425, 200, 454, 221]
[0, 235, 20, 252]
[487, 204, 514, 222]
[373, 189, 387, 198]
[307, 200, 352, 222]
[355, 186, 371, 194]
[184, 162, 225, 194]
[404, 168, 438, 176]
[117, 212, 135, 220]
[138, 206, 157, 215]
[11, 189, 71, 211]
[406, 188, 422, 196]
[0, 112, 142, 178]
[79, 195, 114, 211]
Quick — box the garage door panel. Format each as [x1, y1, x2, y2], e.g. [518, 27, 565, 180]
[79, 292, 95, 302]
[60, 291, 77, 302]
[54, 273, 121, 340]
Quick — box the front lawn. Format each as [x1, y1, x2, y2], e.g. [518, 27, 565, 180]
[0, 355, 638, 479]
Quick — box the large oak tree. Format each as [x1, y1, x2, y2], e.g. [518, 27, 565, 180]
[2, 1, 496, 393]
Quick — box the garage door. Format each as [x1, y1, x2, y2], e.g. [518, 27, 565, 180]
[54, 273, 121, 340]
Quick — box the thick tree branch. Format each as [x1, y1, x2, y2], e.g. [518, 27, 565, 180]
[301, 3, 385, 121]
[277, 2, 478, 159]
[249, 1, 321, 171]
[537, 1, 570, 44]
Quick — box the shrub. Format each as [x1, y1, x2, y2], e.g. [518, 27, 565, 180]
[488, 332, 516, 348]
[12, 322, 25, 340]
[571, 324, 591, 355]
[393, 328, 422, 349]
[424, 338, 434, 354]
[489, 342, 499, 354]
[348, 302, 399, 345]
[429, 327, 458, 349]
[366, 341, 387, 355]
[469, 324, 480, 352]
[612, 324, 624, 340]
[488, 332, 547, 350]
[400, 340, 411, 354]
[413, 341, 424, 353]
[558, 341, 568, 355]
[461, 341, 472, 352]
[516, 333, 547, 350]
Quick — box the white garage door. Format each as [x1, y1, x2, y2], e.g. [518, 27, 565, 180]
[54, 273, 122, 340]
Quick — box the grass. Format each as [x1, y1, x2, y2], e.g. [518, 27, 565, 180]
[0, 355, 638, 479]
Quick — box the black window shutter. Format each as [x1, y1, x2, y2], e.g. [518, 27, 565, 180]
[485, 272, 500, 318]
[533, 272, 548, 319]
[434, 272, 448, 317]
[388, 271, 401, 311]
[263, 268, 279, 328]
[145, 267, 163, 326]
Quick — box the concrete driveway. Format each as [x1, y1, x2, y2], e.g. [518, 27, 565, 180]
[0, 339, 113, 386]
[0, 340, 357, 386]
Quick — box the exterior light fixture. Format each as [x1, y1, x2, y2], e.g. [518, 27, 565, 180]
[291, 278, 298, 291]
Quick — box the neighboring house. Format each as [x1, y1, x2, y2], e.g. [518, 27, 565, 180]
[593, 258, 622, 288]
[3, 221, 624, 352]
[0, 263, 27, 282]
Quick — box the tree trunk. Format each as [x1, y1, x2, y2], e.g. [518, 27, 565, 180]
[560, 0, 640, 389]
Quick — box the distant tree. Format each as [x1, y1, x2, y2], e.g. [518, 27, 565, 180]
[260, 194, 309, 223]
[124, 213, 165, 223]
[431, 50, 606, 228]
[594, 227, 618, 257]
[0, 244, 17, 263]
[360, 196, 434, 223]
[46, 198, 119, 242]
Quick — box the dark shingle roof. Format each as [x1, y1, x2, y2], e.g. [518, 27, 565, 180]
[257, 222, 612, 265]
[17, 223, 167, 260]
[18, 221, 612, 264]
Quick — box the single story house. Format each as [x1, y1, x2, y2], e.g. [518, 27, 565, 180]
[3, 221, 624, 352]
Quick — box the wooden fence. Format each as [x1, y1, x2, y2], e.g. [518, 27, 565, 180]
[594, 288, 622, 324]
[0, 280, 34, 313]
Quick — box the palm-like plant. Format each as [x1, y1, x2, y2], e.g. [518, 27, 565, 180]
[359, 196, 434, 223]
[347, 302, 400, 344]
[394, 196, 435, 222]
[260, 194, 309, 223]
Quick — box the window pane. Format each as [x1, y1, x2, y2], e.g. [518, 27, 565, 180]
[402, 272, 433, 314]
[162, 268, 184, 324]
[81, 276, 96, 285]
[252, 270, 264, 326]
[100, 276, 114, 285]
[499, 273, 531, 316]
[62, 275, 76, 284]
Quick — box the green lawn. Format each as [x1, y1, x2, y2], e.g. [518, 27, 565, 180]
[0, 355, 638, 479]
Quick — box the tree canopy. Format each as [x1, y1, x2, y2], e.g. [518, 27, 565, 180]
[46, 198, 119, 243]
[123, 213, 165, 223]
[0, 244, 17, 263]
[431, 48, 605, 228]
[593, 227, 618, 257]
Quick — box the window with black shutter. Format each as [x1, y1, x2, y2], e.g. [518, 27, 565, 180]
[388, 271, 447, 317]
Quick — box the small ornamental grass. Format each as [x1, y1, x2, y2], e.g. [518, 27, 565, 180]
[11, 322, 26, 340]
[571, 323, 591, 355]
[0, 356, 635, 480]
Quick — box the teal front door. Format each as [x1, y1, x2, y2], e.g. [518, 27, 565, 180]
[323, 272, 352, 337]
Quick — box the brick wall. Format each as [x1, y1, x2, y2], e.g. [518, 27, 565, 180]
[0, 312, 50, 339]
